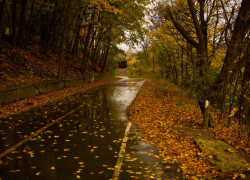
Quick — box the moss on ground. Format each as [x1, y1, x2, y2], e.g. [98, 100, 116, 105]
[195, 139, 249, 173]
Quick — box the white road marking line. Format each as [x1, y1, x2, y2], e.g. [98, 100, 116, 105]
[112, 122, 132, 180]
[0, 105, 83, 159]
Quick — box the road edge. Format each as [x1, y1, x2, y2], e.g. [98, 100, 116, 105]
[112, 122, 132, 180]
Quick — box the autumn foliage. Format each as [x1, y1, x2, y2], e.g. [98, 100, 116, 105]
[0, 40, 103, 90]
[127, 80, 248, 179]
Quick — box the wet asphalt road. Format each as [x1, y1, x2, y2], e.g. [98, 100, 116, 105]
[0, 78, 182, 180]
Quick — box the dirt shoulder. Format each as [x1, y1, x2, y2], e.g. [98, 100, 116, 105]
[127, 79, 249, 179]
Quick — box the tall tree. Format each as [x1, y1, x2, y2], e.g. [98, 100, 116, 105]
[0, 0, 6, 42]
[24, 0, 36, 48]
[101, 28, 112, 72]
[212, 0, 250, 103]
[12, 0, 17, 43]
[80, 9, 96, 73]
[18, 0, 28, 45]
[58, 0, 71, 80]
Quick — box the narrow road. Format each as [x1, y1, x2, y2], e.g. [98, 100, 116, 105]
[0, 78, 182, 180]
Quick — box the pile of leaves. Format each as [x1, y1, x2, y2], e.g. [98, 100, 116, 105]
[127, 80, 244, 179]
[0, 77, 120, 119]
[0, 40, 101, 90]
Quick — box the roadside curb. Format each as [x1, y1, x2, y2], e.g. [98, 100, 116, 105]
[0, 73, 110, 105]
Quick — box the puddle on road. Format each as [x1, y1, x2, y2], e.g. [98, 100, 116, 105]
[0, 78, 182, 180]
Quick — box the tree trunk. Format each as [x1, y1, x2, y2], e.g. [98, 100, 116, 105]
[91, 36, 101, 65]
[0, 0, 6, 42]
[44, 0, 66, 55]
[172, 51, 178, 85]
[40, 12, 49, 41]
[101, 44, 110, 72]
[181, 47, 184, 85]
[12, 0, 17, 43]
[199, 100, 214, 128]
[49, 0, 59, 33]
[5, 1, 11, 38]
[152, 54, 154, 73]
[58, 0, 70, 80]
[99, 48, 105, 68]
[212, 0, 250, 104]
[82, 27, 97, 73]
[72, 35, 79, 60]
[87, 28, 97, 60]
[40, 0, 66, 77]
[80, 13, 95, 72]
[167, 0, 212, 127]
[238, 45, 250, 124]
[24, 0, 36, 48]
[18, 0, 28, 45]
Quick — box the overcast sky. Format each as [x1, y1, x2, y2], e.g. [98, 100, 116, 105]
[117, 43, 130, 51]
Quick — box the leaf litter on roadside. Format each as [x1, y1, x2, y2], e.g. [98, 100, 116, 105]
[127, 80, 238, 179]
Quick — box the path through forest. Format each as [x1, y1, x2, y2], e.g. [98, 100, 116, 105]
[0, 78, 182, 180]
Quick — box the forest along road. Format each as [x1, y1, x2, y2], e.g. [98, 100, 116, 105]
[0, 78, 182, 180]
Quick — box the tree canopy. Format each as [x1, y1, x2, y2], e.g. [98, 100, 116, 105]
[0, 0, 150, 76]
[128, 0, 250, 131]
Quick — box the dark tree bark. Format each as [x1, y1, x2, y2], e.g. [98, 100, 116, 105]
[98, 48, 105, 68]
[40, 12, 49, 41]
[152, 54, 154, 73]
[80, 22, 93, 72]
[41, 0, 66, 77]
[58, 0, 71, 80]
[181, 45, 184, 86]
[212, 0, 250, 103]
[80, 11, 96, 73]
[4, 1, 11, 38]
[171, 49, 178, 84]
[91, 35, 101, 65]
[0, 0, 6, 42]
[44, 0, 66, 55]
[49, 0, 59, 33]
[12, 0, 17, 43]
[24, 0, 36, 48]
[237, 42, 250, 124]
[18, 0, 28, 45]
[101, 27, 112, 72]
[86, 28, 97, 60]
[101, 44, 110, 72]
[72, 35, 79, 60]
